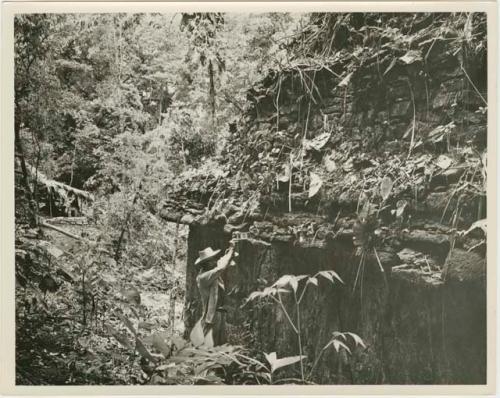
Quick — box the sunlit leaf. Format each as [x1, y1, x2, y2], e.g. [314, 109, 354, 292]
[273, 275, 293, 288]
[156, 363, 177, 371]
[277, 164, 290, 183]
[379, 176, 393, 201]
[171, 335, 187, 351]
[189, 319, 205, 347]
[345, 332, 366, 349]
[436, 154, 453, 170]
[304, 132, 331, 151]
[264, 352, 306, 373]
[325, 337, 351, 354]
[462, 219, 487, 236]
[399, 49, 422, 64]
[395, 200, 408, 218]
[318, 270, 344, 284]
[383, 57, 397, 75]
[358, 200, 377, 220]
[324, 154, 337, 172]
[333, 339, 351, 353]
[152, 332, 172, 357]
[105, 324, 134, 351]
[307, 277, 318, 286]
[136, 336, 157, 362]
[308, 172, 323, 198]
[193, 374, 223, 384]
[272, 274, 307, 293]
[338, 72, 352, 87]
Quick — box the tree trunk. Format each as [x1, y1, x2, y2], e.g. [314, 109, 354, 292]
[169, 222, 180, 336]
[114, 185, 142, 262]
[14, 113, 37, 226]
[208, 60, 216, 131]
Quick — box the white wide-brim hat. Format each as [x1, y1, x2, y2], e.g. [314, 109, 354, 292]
[195, 247, 221, 265]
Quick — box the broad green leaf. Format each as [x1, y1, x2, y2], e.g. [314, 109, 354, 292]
[156, 363, 177, 371]
[332, 339, 351, 354]
[383, 57, 397, 75]
[105, 324, 134, 351]
[345, 332, 366, 349]
[149, 374, 166, 384]
[57, 265, 76, 282]
[304, 132, 331, 151]
[277, 164, 290, 183]
[121, 287, 141, 306]
[136, 337, 156, 362]
[307, 277, 318, 286]
[138, 321, 154, 330]
[399, 50, 422, 64]
[273, 274, 307, 292]
[171, 335, 187, 351]
[290, 278, 299, 293]
[324, 154, 337, 172]
[272, 275, 294, 292]
[264, 352, 306, 373]
[273, 275, 293, 288]
[332, 331, 346, 340]
[152, 332, 172, 357]
[379, 176, 393, 201]
[395, 200, 408, 218]
[194, 361, 219, 376]
[325, 337, 351, 354]
[463, 218, 487, 236]
[318, 270, 344, 284]
[247, 291, 264, 301]
[193, 374, 223, 384]
[308, 172, 323, 198]
[436, 154, 452, 170]
[46, 243, 64, 258]
[189, 319, 205, 347]
[338, 72, 352, 87]
[358, 200, 377, 220]
[289, 275, 308, 293]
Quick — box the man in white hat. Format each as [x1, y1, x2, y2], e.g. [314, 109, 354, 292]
[192, 240, 236, 347]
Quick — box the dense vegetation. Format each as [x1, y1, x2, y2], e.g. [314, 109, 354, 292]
[14, 12, 487, 385]
[14, 12, 317, 385]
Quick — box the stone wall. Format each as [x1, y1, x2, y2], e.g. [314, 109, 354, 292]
[182, 16, 487, 385]
[185, 225, 486, 384]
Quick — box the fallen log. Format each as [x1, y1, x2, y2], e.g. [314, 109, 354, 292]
[40, 221, 81, 240]
[159, 210, 199, 225]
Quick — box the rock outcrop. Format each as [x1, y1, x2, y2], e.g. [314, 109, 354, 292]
[163, 13, 487, 384]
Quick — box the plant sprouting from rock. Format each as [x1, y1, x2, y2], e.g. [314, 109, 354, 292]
[246, 271, 366, 384]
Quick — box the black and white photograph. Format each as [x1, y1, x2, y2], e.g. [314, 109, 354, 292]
[3, 4, 495, 391]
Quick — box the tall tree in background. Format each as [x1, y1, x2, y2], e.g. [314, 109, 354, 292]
[13, 12, 300, 196]
[14, 14, 62, 224]
[180, 13, 225, 132]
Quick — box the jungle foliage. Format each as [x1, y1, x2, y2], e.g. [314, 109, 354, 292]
[14, 12, 486, 385]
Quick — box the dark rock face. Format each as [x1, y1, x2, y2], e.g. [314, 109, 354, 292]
[179, 14, 487, 386]
[184, 225, 486, 384]
[443, 248, 486, 284]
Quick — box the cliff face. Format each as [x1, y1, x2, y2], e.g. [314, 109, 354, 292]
[185, 225, 485, 384]
[177, 13, 487, 384]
